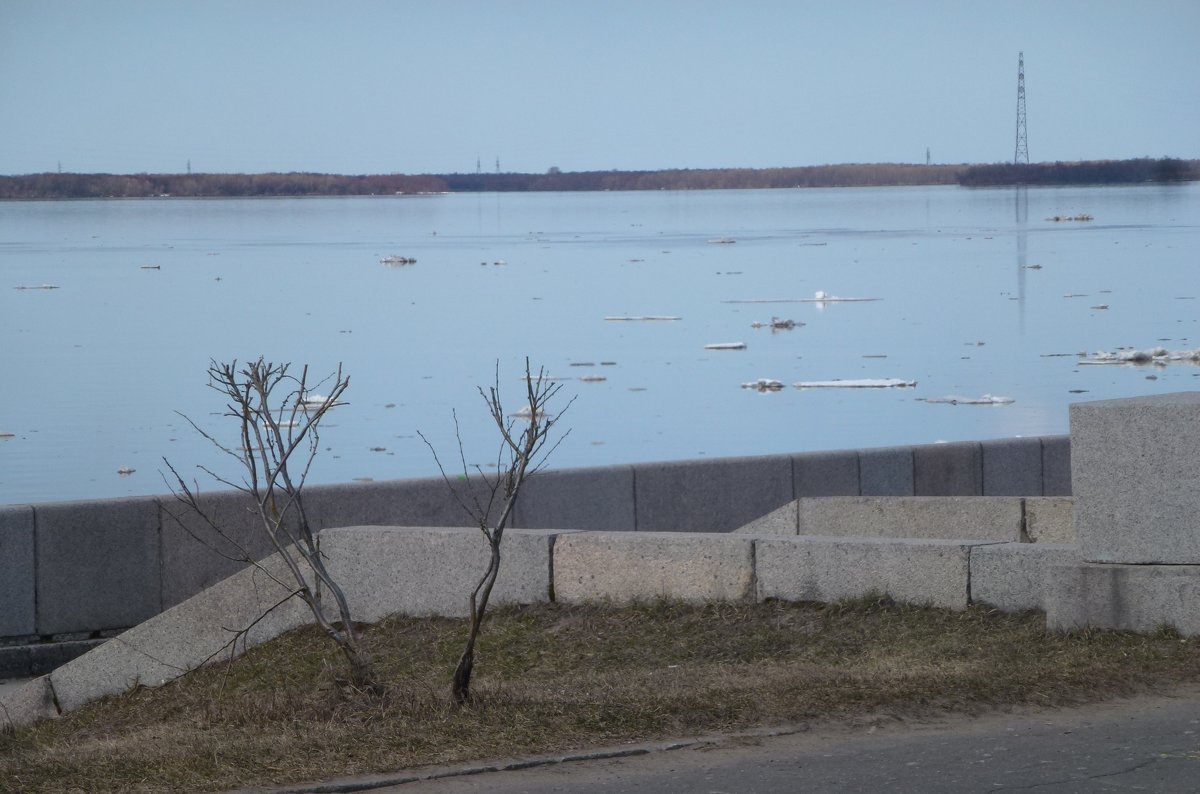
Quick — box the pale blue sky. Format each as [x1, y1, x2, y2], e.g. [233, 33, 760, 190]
[2, 0, 1197, 175]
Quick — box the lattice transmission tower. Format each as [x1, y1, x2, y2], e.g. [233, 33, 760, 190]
[1014, 52, 1029, 164]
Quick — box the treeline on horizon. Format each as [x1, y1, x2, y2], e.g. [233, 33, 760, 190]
[0, 158, 1194, 200]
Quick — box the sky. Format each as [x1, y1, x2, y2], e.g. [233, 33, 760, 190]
[2, 0, 1198, 176]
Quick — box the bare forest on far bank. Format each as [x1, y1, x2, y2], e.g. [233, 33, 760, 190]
[0, 158, 1194, 200]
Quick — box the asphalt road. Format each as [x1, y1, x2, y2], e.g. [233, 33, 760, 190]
[260, 686, 1200, 794]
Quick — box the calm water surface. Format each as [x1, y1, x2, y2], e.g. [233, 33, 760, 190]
[2, 185, 1197, 505]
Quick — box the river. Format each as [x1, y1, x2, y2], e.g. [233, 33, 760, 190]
[1, 183, 1197, 505]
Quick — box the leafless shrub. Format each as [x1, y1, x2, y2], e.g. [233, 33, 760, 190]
[163, 358, 377, 691]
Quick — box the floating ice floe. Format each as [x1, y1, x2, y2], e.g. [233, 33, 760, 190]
[794, 378, 916, 389]
[741, 379, 785, 392]
[299, 393, 333, 410]
[604, 315, 682, 321]
[921, 395, 1015, 405]
[801, 290, 881, 304]
[1079, 347, 1200, 366]
[511, 405, 553, 420]
[704, 342, 747, 350]
[750, 317, 802, 330]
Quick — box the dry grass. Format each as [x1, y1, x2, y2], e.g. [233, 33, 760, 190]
[3, 597, 1199, 793]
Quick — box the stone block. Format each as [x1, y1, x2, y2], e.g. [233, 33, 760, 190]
[1024, 497, 1075, 544]
[981, 437, 1043, 496]
[34, 497, 162, 635]
[158, 489, 274, 609]
[49, 550, 311, 714]
[633, 455, 793, 532]
[0, 645, 32, 680]
[858, 446, 914, 496]
[793, 450, 859, 497]
[512, 464, 636, 531]
[309, 474, 501, 532]
[1040, 435, 1072, 496]
[756, 536, 994, 610]
[0, 675, 57, 732]
[320, 526, 562, 620]
[554, 532, 755, 604]
[733, 501, 797, 535]
[27, 639, 107, 677]
[1070, 393, 1200, 564]
[913, 441, 982, 496]
[793, 497, 1024, 541]
[307, 476, 498, 529]
[969, 543, 1080, 612]
[0, 504, 36, 637]
[1044, 562, 1200, 636]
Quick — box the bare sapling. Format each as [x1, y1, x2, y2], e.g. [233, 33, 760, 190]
[163, 358, 378, 691]
[421, 359, 571, 704]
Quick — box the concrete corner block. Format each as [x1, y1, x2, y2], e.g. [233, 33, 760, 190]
[34, 497, 162, 635]
[49, 551, 310, 714]
[512, 464, 636, 531]
[1040, 435, 1072, 496]
[321, 526, 560, 620]
[1070, 393, 1200, 564]
[969, 543, 1080, 612]
[981, 437, 1043, 496]
[0, 504, 36, 637]
[158, 489, 275, 609]
[554, 532, 755, 604]
[913, 441, 983, 496]
[634, 455, 793, 532]
[0, 676, 58, 732]
[733, 501, 797, 535]
[793, 450, 859, 497]
[756, 536, 987, 610]
[1024, 497, 1075, 544]
[794, 497, 1024, 541]
[1045, 561, 1200, 636]
[858, 446, 914, 496]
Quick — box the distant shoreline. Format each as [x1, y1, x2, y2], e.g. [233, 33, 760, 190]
[0, 158, 1194, 200]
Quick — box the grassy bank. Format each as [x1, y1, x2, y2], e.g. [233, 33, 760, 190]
[3, 598, 1199, 793]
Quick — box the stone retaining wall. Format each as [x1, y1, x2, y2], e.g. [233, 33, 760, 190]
[0, 435, 1071, 678]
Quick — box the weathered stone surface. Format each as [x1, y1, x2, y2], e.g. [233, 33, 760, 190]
[158, 489, 275, 609]
[512, 465, 636, 531]
[1041, 435, 1072, 496]
[49, 551, 310, 714]
[321, 526, 561, 620]
[633, 455, 793, 532]
[858, 446, 914, 496]
[1024, 497, 1075, 544]
[913, 441, 983, 496]
[1070, 393, 1200, 564]
[756, 536, 995, 610]
[1044, 562, 1200, 636]
[0, 504, 35, 637]
[970, 543, 1080, 612]
[733, 502, 797, 535]
[307, 476, 500, 530]
[793, 450, 859, 497]
[0, 675, 57, 731]
[34, 497, 161, 635]
[793, 497, 1023, 541]
[981, 437, 1043, 496]
[554, 532, 755, 604]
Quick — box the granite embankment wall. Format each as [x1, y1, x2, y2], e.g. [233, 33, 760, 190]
[0, 435, 1070, 678]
